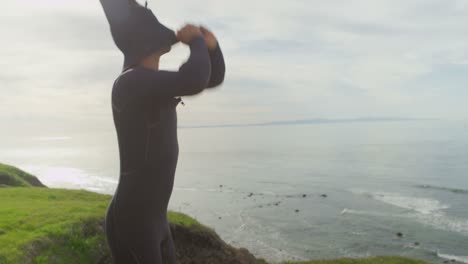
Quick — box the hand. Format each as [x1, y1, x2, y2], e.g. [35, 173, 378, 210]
[176, 24, 203, 45]
[200, 26, 218, 50]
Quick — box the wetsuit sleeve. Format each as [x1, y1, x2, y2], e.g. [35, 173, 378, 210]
[206, 42, 226, 88]
[131, 36, 212, 98]
[99, 0, 130, 26]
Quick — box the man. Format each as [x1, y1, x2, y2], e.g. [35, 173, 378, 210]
[100, 0, 225, 263]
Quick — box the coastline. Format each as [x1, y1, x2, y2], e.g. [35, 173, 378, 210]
[0, 162, 434, 264]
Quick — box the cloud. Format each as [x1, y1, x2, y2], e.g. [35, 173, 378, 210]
[1, 0, 468, 134]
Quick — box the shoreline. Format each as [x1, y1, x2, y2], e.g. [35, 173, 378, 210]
[0, 162, 442, 264]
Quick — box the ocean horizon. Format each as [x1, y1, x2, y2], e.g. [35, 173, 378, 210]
[1, 119, 467, 263]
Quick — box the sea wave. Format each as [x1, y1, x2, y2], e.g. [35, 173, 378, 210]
[21, 165, 117, 194]
[415, 184, 468, 195]
[412, 212, 468, 236]
[370, 191, 450, 215]
[350, 190, 468, 235]
[340, 208, 401, 218]
[35, 136, 72, 141]
[350, 190, 450, 214]
[438, 252, 468, 264]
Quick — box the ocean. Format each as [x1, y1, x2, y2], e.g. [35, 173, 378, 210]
[1, 120, 467, 263]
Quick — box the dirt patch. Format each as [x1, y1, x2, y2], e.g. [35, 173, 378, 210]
[170, 222, 268, 264]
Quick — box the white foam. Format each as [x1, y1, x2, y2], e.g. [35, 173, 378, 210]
[341, 208, 401, 218]
[174, 187, 200, 192]
[94, 176, 118, 184]
[414, 213, 468, 235]
[350, 190, 468, 235]
[174, 187, 237, 193]
[23, 165, 94, 187]
[21, 165, 117, 194]
[438, 253, 468, 264]
[36, 136, 72, 141]
[370, 192, 450, 214]
[86, 186, 104, 192]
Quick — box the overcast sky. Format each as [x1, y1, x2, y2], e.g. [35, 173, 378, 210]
[1, 0, 468, 135]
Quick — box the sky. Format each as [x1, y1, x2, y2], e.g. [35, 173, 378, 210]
[1, 0, 468, 136]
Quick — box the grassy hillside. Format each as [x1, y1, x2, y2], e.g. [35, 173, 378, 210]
[0, 187, 266, 264]
[0, 187, 110, 263]
[0, 163, 46, 187]
[0, 164, 431, 264]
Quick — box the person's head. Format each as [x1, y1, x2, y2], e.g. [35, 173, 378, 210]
[139, 46, 171, 69]
[100, 0, 178, 72]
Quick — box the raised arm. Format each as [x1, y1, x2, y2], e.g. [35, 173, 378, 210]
[124, 34, 212, 100]
[206, 42, 226, 88]
[200, 26, 226, 88]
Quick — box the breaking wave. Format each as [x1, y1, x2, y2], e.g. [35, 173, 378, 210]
[438, 252, 468, 264]
[414, 184, 468, 195]
[349, 190, 468, 236]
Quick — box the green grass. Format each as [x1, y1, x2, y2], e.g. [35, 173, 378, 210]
[0, 163, 45, 187]
[0, 187, 110, 263]
[167, 210, 217, 235]
[283, 256, 430, 264]
[0, 187, 209, 264]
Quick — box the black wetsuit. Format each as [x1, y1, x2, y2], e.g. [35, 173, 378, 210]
[105, 36, 225, 264]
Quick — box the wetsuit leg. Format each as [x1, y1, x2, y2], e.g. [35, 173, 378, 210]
[105, 198, 140, 264]
[106, 195, 166, 264]
[126, 228, 163, 264]
[161, 223, 176, 264]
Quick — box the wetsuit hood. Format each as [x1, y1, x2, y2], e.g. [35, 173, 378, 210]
[100, 0, 179, 72]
